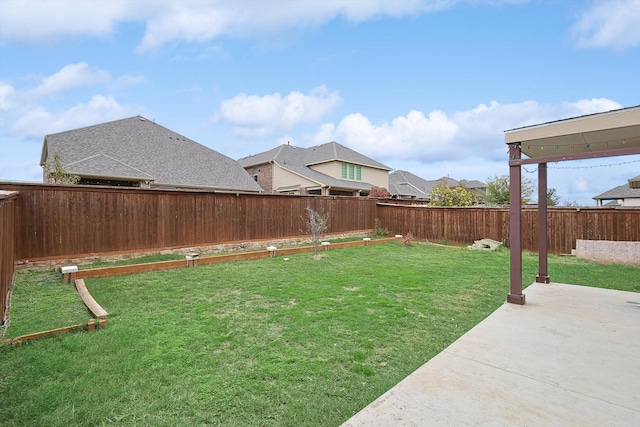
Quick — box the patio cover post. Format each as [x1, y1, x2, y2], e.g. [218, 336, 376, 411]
[536, 163, 550, 283]
[505, 106, 639, 303]
[507, 143, 525, 304]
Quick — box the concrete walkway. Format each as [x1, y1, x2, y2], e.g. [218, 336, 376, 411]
[342, 282, 640, 426]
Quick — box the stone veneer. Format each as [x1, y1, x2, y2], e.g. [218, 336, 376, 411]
[575, 239, 640, 266]
[16, 231, 372, 271]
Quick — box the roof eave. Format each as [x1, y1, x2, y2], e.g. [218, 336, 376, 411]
[305, 158, 392, 171]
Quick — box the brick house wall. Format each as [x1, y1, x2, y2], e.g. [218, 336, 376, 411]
[245, 163, 273, 193]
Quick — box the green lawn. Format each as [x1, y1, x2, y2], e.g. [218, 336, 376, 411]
[1, 243, 638, 426]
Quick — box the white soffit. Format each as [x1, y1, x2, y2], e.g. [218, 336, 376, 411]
[504, 106, 640, 159]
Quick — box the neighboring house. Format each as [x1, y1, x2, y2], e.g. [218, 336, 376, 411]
[41, 116, 262, 192]
[238, 142, 391, 196]
[593, 175, 640, 207]
[389, 170, 487, 202]
[388, 170, 435, 200]
[459, 179, 489, 203]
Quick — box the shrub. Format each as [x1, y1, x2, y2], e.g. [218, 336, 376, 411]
[372, 218, 388, 237]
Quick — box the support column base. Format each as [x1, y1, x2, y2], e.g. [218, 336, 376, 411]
[507, 293, 526, 305]
[536, 275, 550, 284]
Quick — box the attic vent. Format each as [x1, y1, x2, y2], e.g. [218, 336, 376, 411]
[139, 117, 146, 121]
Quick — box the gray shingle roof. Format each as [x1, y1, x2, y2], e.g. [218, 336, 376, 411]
[238, 142, 390, 191]
[41, 116, 262, 192]
[459, 179, 487, 189]
[66, 153, 154, 180]
[593, 182, 640, 200]
[389, 172, 487, 200]
[305, 141, 391, 170]
[434, 176, 460, 187]
[389, 170, 434, 199]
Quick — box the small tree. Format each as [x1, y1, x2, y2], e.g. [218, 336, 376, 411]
[547, 188, 560, 206]
[372, 218, 388, 237]
[45, 154, 80, 185]
[429, 179, 475, 206]
[485, 174, 534, 205]
[563, 199, 580, 207]
[301, 206, 329, 255]
[368, 186, 391, 198]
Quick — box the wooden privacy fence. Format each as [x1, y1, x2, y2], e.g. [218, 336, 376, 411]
[377, 204, 510, 245]
[377, 203, 640, 255]
[0, 183, 377, 260]
[0, 191, 18, 324]
[0, 183, 638, 264]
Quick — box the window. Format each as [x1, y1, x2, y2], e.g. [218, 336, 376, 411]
[341, 163, 363, 181]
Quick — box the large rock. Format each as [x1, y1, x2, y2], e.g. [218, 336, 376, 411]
[468, 238, 502, 251]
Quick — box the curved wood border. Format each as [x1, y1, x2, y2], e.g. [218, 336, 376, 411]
[74, 278, 108, 318]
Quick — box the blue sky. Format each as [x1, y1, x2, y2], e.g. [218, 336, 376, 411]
[1, 0, 639, 205]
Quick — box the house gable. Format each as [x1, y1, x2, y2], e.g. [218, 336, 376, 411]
[593, 178, 640, 207]
[389, 170, 434, 200]
[389, 170, 488, 201]
[239, 142, 391, 196]
[42, 116, 262, 192]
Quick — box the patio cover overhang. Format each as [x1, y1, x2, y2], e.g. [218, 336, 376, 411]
[504, 105, 640, 304]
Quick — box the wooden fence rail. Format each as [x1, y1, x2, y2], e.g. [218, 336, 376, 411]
[0, 191, 18, 324]
[0, 183, 638, 266]
[0, 183, 377, 260]
[377, 203, 640, 255]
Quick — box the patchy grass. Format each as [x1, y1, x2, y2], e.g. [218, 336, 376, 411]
[79, 253, 185, 269]
[1, 243, 637, 426]
[3, 270, 89, 337]
[78, 237, 378, 270]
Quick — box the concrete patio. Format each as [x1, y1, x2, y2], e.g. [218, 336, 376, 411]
[342, 282, 640, 426]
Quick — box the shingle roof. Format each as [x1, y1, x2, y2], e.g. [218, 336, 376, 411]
[388, 170, 434, 199]
[389, 172, 487, 199]
[41, 116, 262, 192]
[66, 153, 154, 180]
[593, 182, 640, 200]
[305, 141, 391, 170]
[459, 179, 487, 189]
[238, 142, 390, 191]
[434, 176, 460, 187]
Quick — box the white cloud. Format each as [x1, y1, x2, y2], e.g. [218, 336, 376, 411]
[0, 0, 146, 43]
[572, 176, 590, 192]
[571, 0, 640, 50]
[28, 63, 110, 98]
[12, 95, 138, 137]
[136, 0, 466, 51]
[0, 81, 15, 110]
[0, 0, 521, 51]
[0, 63, 140, 135]
[307, 98, 623, 163]
[566, 98, 623, 115]
[217, 85, 342, 137]
[310, 110, 459, 161]
[303, 98, 628, 206]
